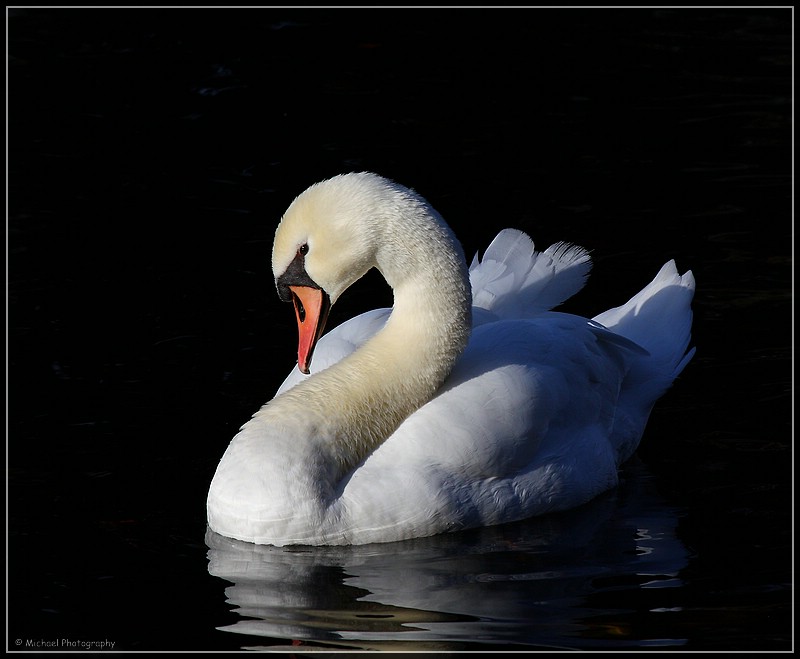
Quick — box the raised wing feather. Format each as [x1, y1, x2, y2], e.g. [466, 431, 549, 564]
[469, 229, 592, 319]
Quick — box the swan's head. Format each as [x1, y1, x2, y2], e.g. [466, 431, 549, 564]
[271, 173, 395, 373]
[272, 172, 470, 375]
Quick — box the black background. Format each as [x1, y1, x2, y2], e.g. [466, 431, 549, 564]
[8, 7, 792, 651]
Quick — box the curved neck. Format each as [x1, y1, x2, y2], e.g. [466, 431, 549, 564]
[259, 203, 472, 487]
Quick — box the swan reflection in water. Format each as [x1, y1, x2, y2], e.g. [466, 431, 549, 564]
[205, 459, 691, 651]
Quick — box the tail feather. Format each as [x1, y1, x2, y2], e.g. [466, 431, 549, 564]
[594, 260, 696, 416]
[592, 260, 696, 464]
[469, 229, 592, 319]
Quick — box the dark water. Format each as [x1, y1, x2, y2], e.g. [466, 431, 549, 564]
[8, 7, 792, 652]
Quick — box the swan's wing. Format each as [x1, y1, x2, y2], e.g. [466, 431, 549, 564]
[335, 313, 632, 539]
[276, 307, 391, 395]
[469, 229, 592, 321]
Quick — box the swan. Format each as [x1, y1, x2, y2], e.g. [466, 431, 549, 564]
[207, 172, 695, 546]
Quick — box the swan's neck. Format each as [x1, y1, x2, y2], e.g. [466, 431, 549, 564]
[257, 206, 472, 492]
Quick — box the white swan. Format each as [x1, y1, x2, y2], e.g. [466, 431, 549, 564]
[207, 172, 696, 546]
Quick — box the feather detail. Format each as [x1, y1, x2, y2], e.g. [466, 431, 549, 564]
[469, 229, 592, 319]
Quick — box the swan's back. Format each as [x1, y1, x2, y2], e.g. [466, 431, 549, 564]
[469, 230, 695, 462]
[327, 311, 638, 543]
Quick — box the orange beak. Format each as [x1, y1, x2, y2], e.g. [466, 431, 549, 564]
[288, 285, 331, 374]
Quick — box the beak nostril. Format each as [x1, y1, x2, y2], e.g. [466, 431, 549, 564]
[292, 292, 306, 323]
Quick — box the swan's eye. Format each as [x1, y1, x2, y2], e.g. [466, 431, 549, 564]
[299, 243, 309, 256]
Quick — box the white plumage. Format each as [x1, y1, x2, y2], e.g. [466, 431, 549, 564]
[207, 172, 695, 546]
